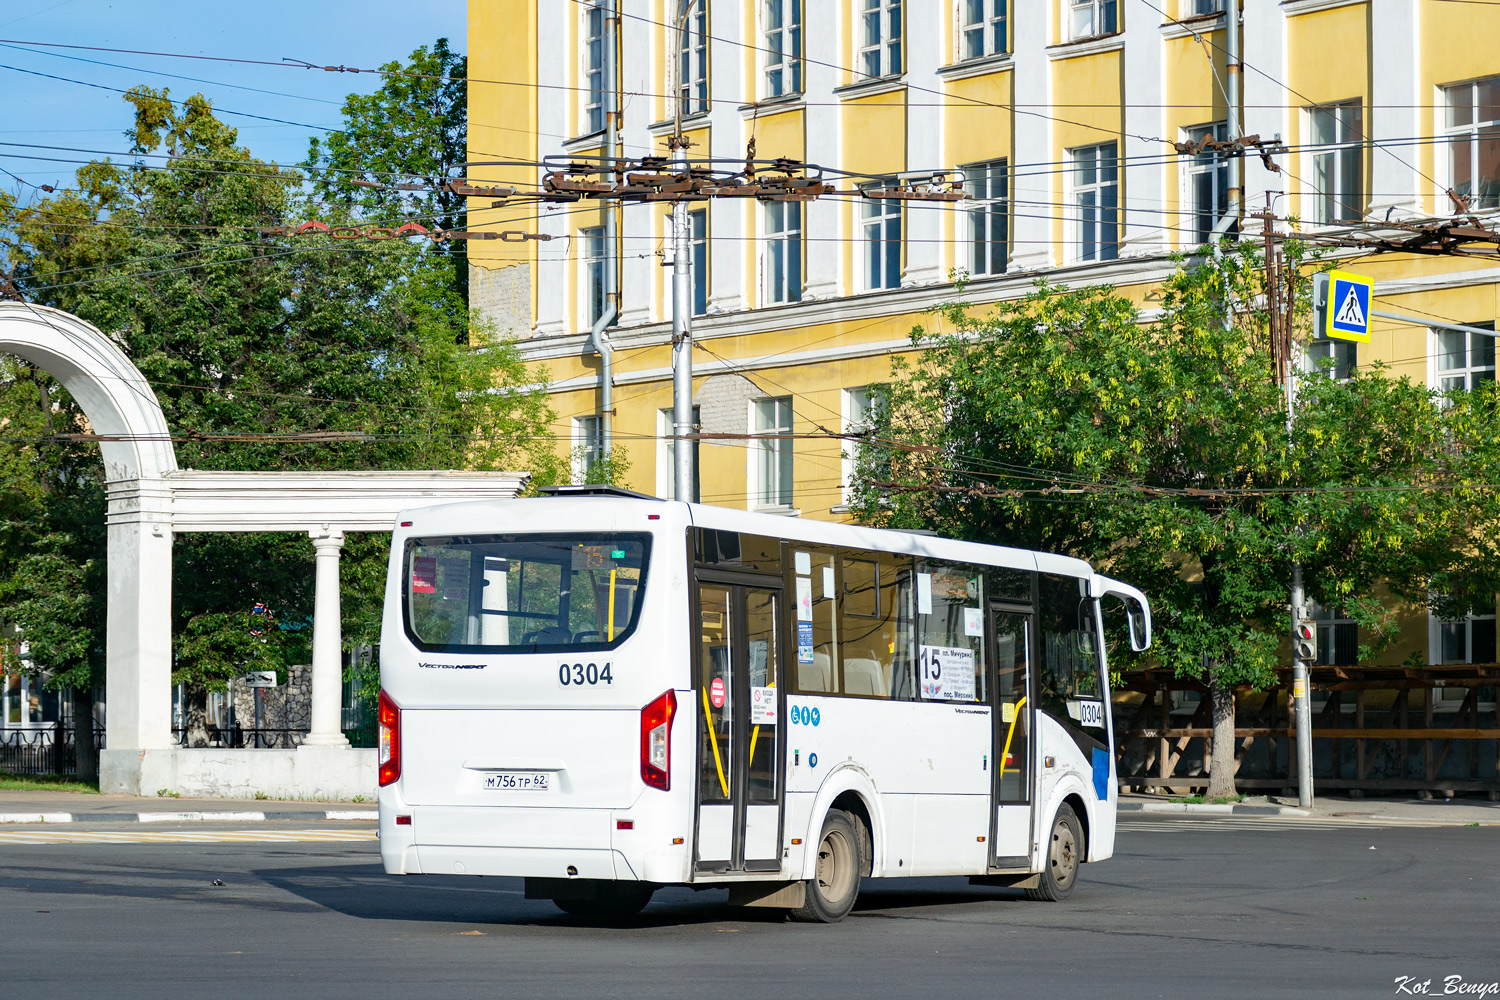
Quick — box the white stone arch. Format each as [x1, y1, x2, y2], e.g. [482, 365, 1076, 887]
[0, 302, 179, 760]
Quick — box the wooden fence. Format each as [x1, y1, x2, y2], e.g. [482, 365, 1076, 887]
[1114, 665, 1500, 797]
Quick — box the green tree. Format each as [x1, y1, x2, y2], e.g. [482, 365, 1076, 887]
[0, 69, 555, 762]
[853, 247, 1500, 797]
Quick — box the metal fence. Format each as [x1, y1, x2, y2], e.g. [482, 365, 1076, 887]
[0, 725, 103, 777]
[0, 724, 376, 776]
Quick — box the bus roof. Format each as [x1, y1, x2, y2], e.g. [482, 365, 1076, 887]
[396, 495, 1095, 581]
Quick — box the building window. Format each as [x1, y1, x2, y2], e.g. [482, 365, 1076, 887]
[857, 0, 903, 79]
[1310, 340, 1356, 381]
[764, 0, 802, 97]
[752, 396, 794, 508]
[963, 159, 1008, 276]
[1069, 0, 1117, 40]
[1185, 0, 1223, 13]
[1443, 77, 1500, 211]
[765, 201, 802, 304]
[1435, 608, 1497, 665]
[573, 415, 603, 483]
[690, 207, 708, 316]
[678, 2, 708, 118]
[842, 385, 885, 503]
[582, 0, 605, 135]
[1185, 122, 1229, 245]
[1308, 601, 1358, 667]
[580, 225, 607, 328]
[1308, 101, 1364, 225]
[1436, 322, 1496, 394]
[1071, 142, 1118, 262]
[658, 406, 701, 501]
[960, 0, 1007, 60]
[861, 184, 903, 290]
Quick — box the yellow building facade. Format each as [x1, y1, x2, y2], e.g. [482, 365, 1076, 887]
[468, 0, 1500, 672]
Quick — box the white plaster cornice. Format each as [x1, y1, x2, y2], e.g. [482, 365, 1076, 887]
[1045, 33, 1125, 61]
[831, 75, 908, 101]
[1160, 13, 1225, 40]
[1280, 0, 1367, 16]
[737, 95, 807, 120]
[164, 470, 531, 533]
[935, 53, 1014, 83]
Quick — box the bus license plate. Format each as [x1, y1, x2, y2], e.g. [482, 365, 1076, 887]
[483, 771, 550, 791]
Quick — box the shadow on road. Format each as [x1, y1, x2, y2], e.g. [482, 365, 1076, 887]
[255, 860, 1032, 928]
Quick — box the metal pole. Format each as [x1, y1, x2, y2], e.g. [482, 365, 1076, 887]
[1291, 563, 1313, 807]
[588, 0, 620, 463]
[670, 0, 697, 503]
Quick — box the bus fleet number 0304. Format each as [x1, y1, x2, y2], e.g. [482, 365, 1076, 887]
[558, 662, 613, 687]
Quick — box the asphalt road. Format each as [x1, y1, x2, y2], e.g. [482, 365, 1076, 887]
[1, 816, 1496, 999]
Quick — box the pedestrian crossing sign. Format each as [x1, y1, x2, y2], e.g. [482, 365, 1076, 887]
[1324, 269, 1372, 343]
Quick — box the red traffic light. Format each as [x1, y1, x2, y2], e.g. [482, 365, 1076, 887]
[1294, 622, 1316, 641]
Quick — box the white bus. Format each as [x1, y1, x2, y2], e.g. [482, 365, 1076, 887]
[377, 487, 1151, 922]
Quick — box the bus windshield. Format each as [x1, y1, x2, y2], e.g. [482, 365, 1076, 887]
[403, 533, 651, 653]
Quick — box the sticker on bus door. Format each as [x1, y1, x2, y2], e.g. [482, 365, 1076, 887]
[1068, 699, 1105, 728]
[750, 686, 777, 725]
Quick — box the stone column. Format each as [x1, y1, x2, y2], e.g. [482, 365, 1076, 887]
[301, 526, 349, 748]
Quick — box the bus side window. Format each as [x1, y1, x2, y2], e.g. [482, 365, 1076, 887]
[1037, 574, 1105, 735]
[794, 545, 840, 694]
[837, 551, 912, 699]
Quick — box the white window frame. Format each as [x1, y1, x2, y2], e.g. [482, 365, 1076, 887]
[657, 406, 700, 501]
[1184, 0, 1223, 14]
[764, 200, 802, 304]
[1309, 340, 1356, 382]
[677, 1, 709, 118]
[1068, 0, 1117, 41]
[1183, 121, 1229, 245]
[860, 184, 903, 290]
[689, 207, 709, 316]
[579, 225, 607, 329]
[572, 415, 603, 483]
[1069, 142, 1118, 263]
[1306, 100, 1365, 225]
[750, 396, 795, 510]
[763, 0, 803, 98]
[1433, 321, 1496, 396]
[857, 0, 903, 79]
[963, 158, 1008, 277]
[1429, 600, 1499, 713]
[958, 0, 1008, 62]
[842, 386, 875, 505]
[581, 0, 605, 136]
[1442, 76, 1500, 212]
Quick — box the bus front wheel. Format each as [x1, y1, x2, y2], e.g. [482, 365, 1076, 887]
[1027, 803, 1082, 902]
[790, 809, 863, 923]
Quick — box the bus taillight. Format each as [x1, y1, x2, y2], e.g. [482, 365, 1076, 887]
[378, 689, 401, 787]
[640, 690, 677, 790]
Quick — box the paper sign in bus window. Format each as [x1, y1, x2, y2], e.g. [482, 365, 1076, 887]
[963, 607, 983, 637]
[794, 550, 811, 575]
[919, 644, 976, 702]
[751, 686, 777, 725]
[917, 573, 933, 615]
[797, 621, 814, 664]
[796, 577, 813, 621]
[412, 556, 437, 594]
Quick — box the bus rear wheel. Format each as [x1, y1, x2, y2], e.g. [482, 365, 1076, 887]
[790, 809, 863, 923]
[1026, 804, 1082, 902]
[553, 882, 655, 920]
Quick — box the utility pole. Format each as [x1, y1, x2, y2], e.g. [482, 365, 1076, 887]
[1258, 198, 1313, 807]
[669, 0, 698, 504]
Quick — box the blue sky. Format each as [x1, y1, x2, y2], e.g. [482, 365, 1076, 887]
[0, 0, 467, 192]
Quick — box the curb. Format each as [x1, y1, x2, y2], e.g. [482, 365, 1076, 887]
[1118, 801, 1311, 817]
[0, 809, 378, 825]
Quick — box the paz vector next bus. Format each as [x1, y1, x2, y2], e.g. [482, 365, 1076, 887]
[376, 487, 1152, 922]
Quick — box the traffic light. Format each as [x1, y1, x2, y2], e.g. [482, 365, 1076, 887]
[1293, 620, 1317, 662]
[1311, 273, 1329, 340]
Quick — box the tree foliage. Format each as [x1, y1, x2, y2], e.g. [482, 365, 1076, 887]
[0, 47, 555, 728]
[853, 246, 1500, 790]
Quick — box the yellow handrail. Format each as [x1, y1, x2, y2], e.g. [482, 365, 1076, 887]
[999, 696, 1027, 779]
[702, 685, 729, 798]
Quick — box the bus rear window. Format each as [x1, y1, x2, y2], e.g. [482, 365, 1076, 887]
[403, 533, 650, 653]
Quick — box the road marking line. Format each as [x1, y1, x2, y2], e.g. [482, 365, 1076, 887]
[0, 828, 378, 845]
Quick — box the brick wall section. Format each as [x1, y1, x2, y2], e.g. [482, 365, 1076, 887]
[470, 263, 533, 337]
[695, 373, 762, 447]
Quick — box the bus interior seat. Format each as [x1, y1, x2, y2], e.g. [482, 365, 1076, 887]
[527, 626, 573, 645]
[843, 657, 884, 697]
[799, 652, 832, 693]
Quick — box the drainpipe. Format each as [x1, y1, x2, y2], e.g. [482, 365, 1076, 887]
[589, 0, 620, 461]
[1210, 0, 1241, 244]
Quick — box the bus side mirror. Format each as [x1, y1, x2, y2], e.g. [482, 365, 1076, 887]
[1125, 600, 1150, 653]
